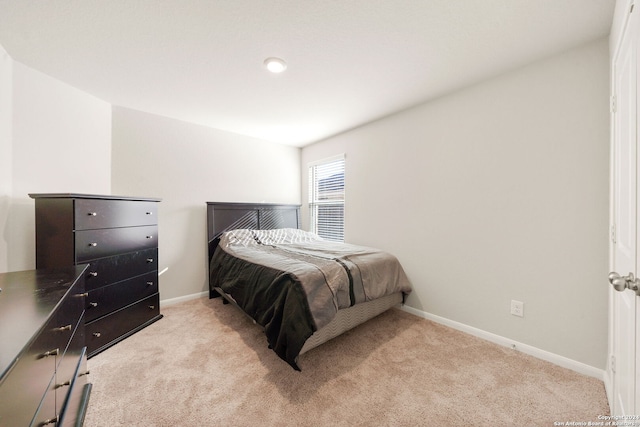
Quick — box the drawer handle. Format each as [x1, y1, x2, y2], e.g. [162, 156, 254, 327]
[79, 370, 90, 377]
[89, 271, 98, 277]
[77, 292, 89, 297]
[149, 305, 155, 310]
[146, 235, 153, 239]
[89, 242, 98, 247]
[41, 348, 59, 358]
[146, 211, 153, 215]
[42, 416, 59, 425]
[146, 258, 154, 263]
[89, 302, 98, 308]
[146, 281, 154, 287]
[93, 332, 101, 338]
[88, 212, 97, 216]
[55, 380, 71, 389]
[54, 324, 72, 332]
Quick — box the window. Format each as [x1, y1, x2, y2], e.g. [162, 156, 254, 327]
[308, 155, 345, 242]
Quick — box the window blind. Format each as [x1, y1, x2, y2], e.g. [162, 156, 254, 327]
[308, 155, 345, 242]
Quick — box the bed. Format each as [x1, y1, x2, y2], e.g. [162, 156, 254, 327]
[207, 202, 411, 370]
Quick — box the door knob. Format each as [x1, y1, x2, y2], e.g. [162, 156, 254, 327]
[609, 271, 640, 294]
[608, 272, 629, 291]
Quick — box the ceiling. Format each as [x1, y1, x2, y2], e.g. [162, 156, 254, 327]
[0, 1, 615, 147]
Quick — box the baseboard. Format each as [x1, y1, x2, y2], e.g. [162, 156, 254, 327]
[160, 291, 209, 307]
[400, 305, 606, 381]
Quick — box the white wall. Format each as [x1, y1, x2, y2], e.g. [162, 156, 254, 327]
[0, 52, 112, 273]
[0, 45, 12, 272]
[110, 107, 300, 301]
[302, 39, 610, 370]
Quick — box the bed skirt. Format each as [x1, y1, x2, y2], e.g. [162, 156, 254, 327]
[214, 286, 403, 365]
[299, 291, 403, 355]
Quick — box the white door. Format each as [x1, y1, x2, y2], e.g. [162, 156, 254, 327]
[611, 3, 638, 416]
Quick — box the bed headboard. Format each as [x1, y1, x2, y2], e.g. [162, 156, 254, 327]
[206, 202, 301, 264]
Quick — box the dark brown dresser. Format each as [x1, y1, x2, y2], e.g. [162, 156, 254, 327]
[29, 193, 163, 358]
[0, 266, 91, 427]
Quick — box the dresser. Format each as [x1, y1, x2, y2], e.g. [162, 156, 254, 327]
[30, 193, 163, 358]
[0, 266, 91, 427]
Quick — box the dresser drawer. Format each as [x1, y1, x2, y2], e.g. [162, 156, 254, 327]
[75, 199, 158, 230]
[55, 318, 85, 415]
[57, 348, 90, 427]
[84, 249, 158, 291]
[86, 293, 161, 356]
[85, 272, 158, 322]
[0, 323, 61, 426]
[48, 288, 85, 348]
[0, 267, 87, 427]
[75, 225, 158, 262]
[31, 375, 57, 427]
[0, 364, 55, 427]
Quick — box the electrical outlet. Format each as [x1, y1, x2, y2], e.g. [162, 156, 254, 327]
[510, 300, 524, 317]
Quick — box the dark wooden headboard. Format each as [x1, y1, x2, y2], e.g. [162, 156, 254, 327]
[206, 202, 301, 298]
[206, 202, 301, 265]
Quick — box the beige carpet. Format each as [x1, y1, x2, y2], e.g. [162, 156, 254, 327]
[84, 298, 609, 426]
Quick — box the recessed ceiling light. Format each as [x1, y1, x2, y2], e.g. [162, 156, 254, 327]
[264, 57, 287, 73]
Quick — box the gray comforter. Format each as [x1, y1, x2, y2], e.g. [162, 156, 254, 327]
[210, 228, 412, 369]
